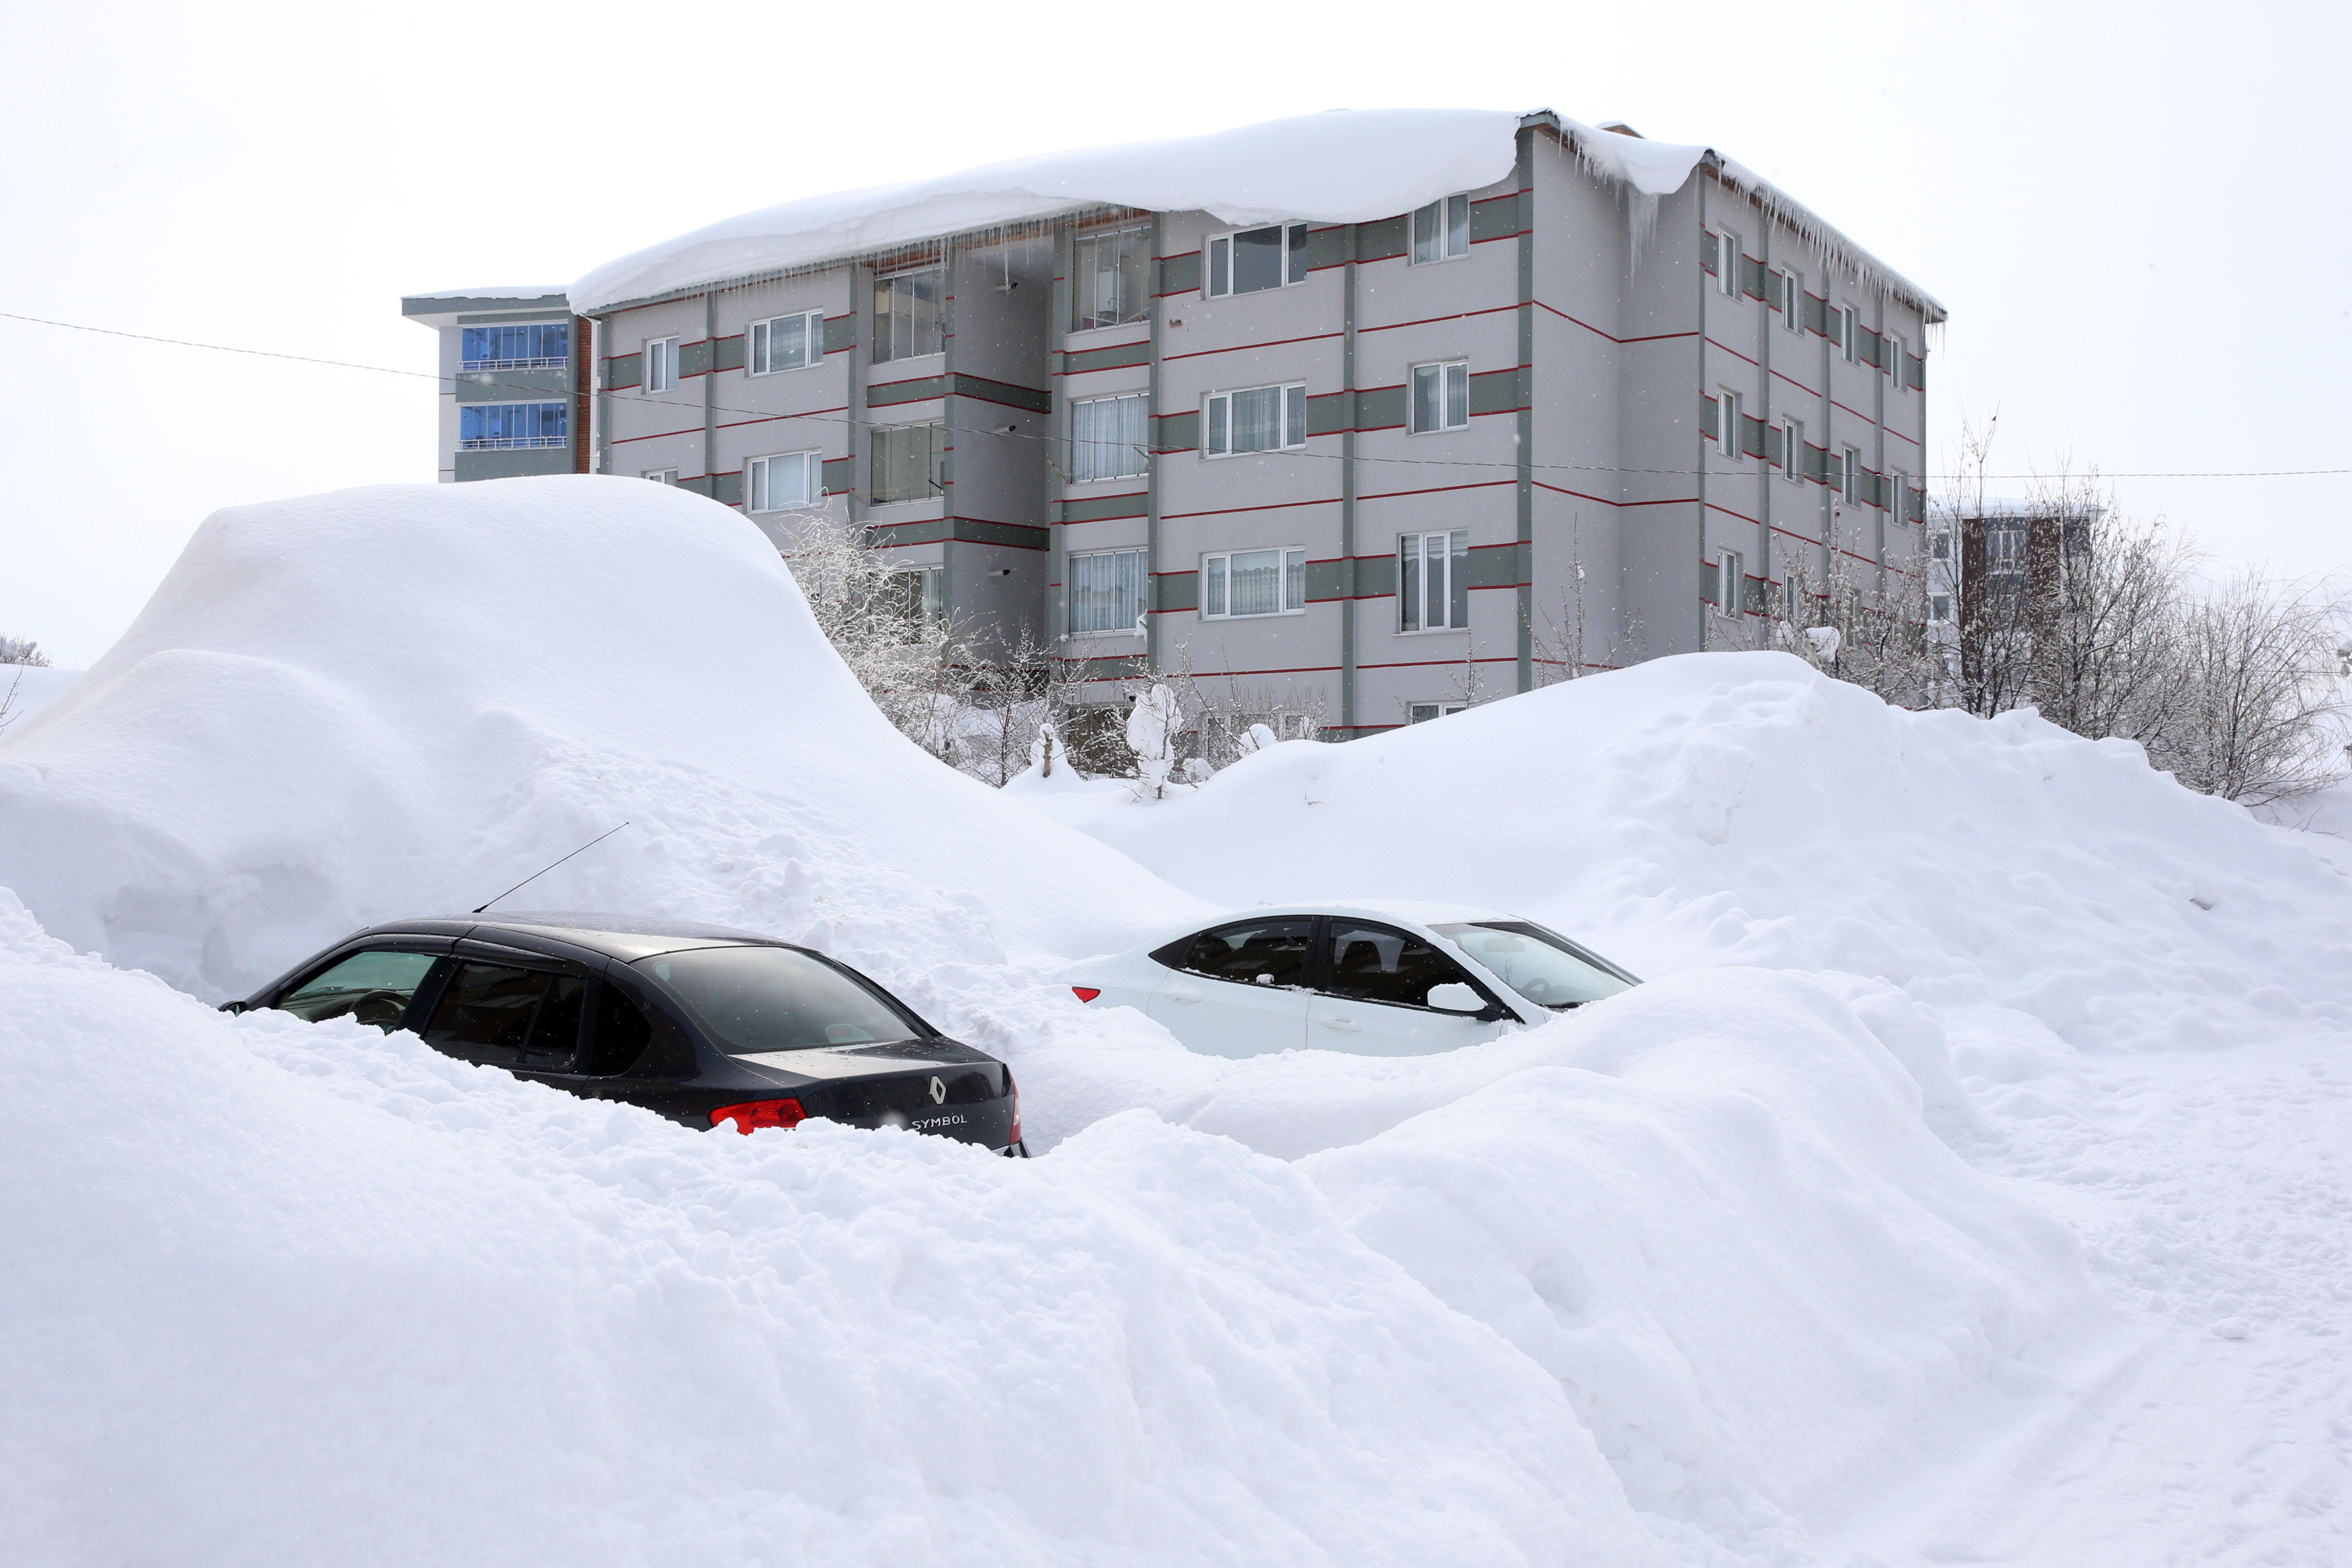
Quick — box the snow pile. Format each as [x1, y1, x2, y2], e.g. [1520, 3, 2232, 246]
[0, 477, 1205, 999]
[1021, 655, 2352, 1058]
[0, 663, 77, 730]
[0, 893, 1665, 1567]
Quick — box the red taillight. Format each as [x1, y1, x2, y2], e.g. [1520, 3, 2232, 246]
[709, 1098, 807, 1135]
[1070, 986, 1101, 1002]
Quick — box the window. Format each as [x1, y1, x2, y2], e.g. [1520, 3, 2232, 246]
[1399, 529, 1468, 631]
[1324, 921, 1477, 1010]
[422, 963, 585, 1069]
[750, 311, 824, 376]
[1714, 231, 1741, 297]
[1988, 528, 2024, 574]
[877, 565, 946, 625]
[1202, 548, 1306, 618]
[1408, 702, 1467, 724]
[1782, 418, 1803, 483]
[1072, 226, 1150, 330]
[460, 322, 567, 370]
[1071, 393, 1148, 481]
[1410, 361, 1469, 434]
[1411, 194, 1470, 264]
[459, 401, 567, 449]
[1888, 468, 1906, 517]
[872, 268, 943, 363]
[1205, 383, 1306, 456]
[871, 422, 944, 505]
[1716, 547, 1744, 616]
[1932, 531, 1951, 560]
[1168, 917, 1314, 987]
[1206, 223, 1308, 298]
[1068, 548, 1148, 634]
[276, 949, 438, 1028]
[643, 468, 678, 485]
[1777, 271, 1801, 334]
[1842, 445, 1863, 504]
[1930, 593, 1952, 622]
[639, 946, 927, 1056]
[645, 337, 678, 394]
[1430, 920, 1634, 1010]
[1886, 333, 1906, 395]
[1840, 306, 1859, 363]
[1717, 390, 1741, 458]
[748, 451, 820, 512]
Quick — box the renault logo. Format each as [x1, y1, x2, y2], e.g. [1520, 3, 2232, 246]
[928, 1076, 946, 1105]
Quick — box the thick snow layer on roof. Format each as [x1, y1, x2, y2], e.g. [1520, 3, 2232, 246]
[403, 284, 571, 302]
[0, 477, 1205, 999]
[571, 107, 1940, 320]
[572, 109, 1524, 314]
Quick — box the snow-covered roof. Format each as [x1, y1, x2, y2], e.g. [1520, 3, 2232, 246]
[403, 286, 571, 303]
[570, 108, 1943, 322]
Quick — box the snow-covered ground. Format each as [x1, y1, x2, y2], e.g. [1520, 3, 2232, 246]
[2, 479, 2344, 1565]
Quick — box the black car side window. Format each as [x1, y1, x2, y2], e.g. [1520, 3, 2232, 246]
[1323, 922, 1474, 1009]
[277, 949, 439, 1031]
[586, 983, 654, 1076]
[1179, 918, 1314, 988]
[422, 963, 582, 1068]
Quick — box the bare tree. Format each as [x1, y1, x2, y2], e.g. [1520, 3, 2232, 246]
[2155, 570, 2349, 805]
[777, 509, 969, 763]
[0, 635, 50, 667]
[1527, 513, 1646, 686]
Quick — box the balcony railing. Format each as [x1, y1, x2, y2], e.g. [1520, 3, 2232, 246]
[461, 357, 567, 371]
[460, 434, 568, 450]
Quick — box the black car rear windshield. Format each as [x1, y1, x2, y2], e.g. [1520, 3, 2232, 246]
[638, 945, 926, 1056]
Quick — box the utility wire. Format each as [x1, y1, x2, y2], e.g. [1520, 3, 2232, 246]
[7, 308, 2347, 484]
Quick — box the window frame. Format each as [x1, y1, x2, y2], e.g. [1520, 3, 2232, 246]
[1407, 702, 1468, 724]
[1781, 417, 1803, 484]
[1777, 270, 1801, 334]
[746, 449, 822, 513]
[1070, 224, 1153, 332]
[1205, 223, 1310, 299]
[1409, 360, 1471, 435]
[458, 400, 568, 450]
[1066, 547, 1150, 636]
[1717, 389, 1742, 459]
[748, 310, 826, 377]
[1199, 546, 1308, 620]
[644, 336, 679, 395]
[642, 468, 678, 485]
[459, 321, 568, 371]
[1714, 230, 1742, 298]
[1886, 332, 1906, 396]
[1842, 444, 1864, 505]
[1716, 547, 1744, 618]
[1069, 391, 1150, 482]
[1410, 194, 1472, 265]
[1203, 381, 1308, 458]
[1840, 305, 1860, 363]
[1398, 528, 1469, 633]
[872, 267, 945, 365]
[869, 421, 945, 506]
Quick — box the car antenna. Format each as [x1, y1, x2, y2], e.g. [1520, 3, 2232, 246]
[473, 822, 632, 915]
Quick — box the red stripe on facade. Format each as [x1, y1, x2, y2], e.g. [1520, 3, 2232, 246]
[1163, 329, 1343, 363]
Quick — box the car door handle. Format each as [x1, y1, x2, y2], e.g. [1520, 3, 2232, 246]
[1319, 1015, 1361, 1033]
[1165, 985, 1203, 1005]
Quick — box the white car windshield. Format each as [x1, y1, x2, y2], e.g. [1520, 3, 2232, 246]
[1431, 921, 1636, 1011]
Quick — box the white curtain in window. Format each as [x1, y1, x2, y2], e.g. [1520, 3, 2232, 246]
[1072, 395, 1147, 481]
[1068, 549, 1146, 633]
[749, 452, 817, 511]
[1229, 386, 1283, 453]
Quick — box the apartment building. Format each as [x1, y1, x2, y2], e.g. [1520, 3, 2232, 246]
[400, 289, 591, 482]
[430, 109, 1941, 737]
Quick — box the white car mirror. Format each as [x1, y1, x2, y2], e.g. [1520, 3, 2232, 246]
[1427, 982, 1485, 1015]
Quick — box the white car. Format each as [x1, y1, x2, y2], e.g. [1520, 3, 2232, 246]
[1065, 901, 1638, 1058]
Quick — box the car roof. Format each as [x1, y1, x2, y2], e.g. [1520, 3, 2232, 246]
[345, 912, 783, 963]
[1189, 899, 1525, 932]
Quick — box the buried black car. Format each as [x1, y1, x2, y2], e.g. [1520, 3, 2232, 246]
[224, 915, 1024, 1154]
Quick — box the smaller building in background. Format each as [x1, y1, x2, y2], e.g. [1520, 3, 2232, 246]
[399, 289, 589, 482]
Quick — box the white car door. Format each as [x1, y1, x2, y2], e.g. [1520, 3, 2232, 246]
[1307, 919, 1509, 1056]
[1148, 916, 1315, 1058]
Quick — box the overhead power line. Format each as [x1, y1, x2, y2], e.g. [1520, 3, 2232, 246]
[6, 308, 2346, 484]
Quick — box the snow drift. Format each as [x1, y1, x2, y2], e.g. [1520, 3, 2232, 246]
[0, 476, 1206, 1000]
[1017, 655, 2352, 1058]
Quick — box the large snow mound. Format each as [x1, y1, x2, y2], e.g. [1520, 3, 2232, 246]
[0, 477, 1206, 999]
[1020, 655, 2352, 1057]
[0, 878, 2104, 1565]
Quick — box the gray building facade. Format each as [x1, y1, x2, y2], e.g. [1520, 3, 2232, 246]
[400, 289, 591, 483]
[418, 112, 1940, 737]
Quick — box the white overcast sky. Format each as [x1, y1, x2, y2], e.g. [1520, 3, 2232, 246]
[3, 0, 2343, 666]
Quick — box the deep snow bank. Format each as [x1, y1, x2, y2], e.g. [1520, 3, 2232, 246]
[0, 893, 1665, 1567]
[1021, 655, 2352, 1056]
[0, 478, 1205, 999]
